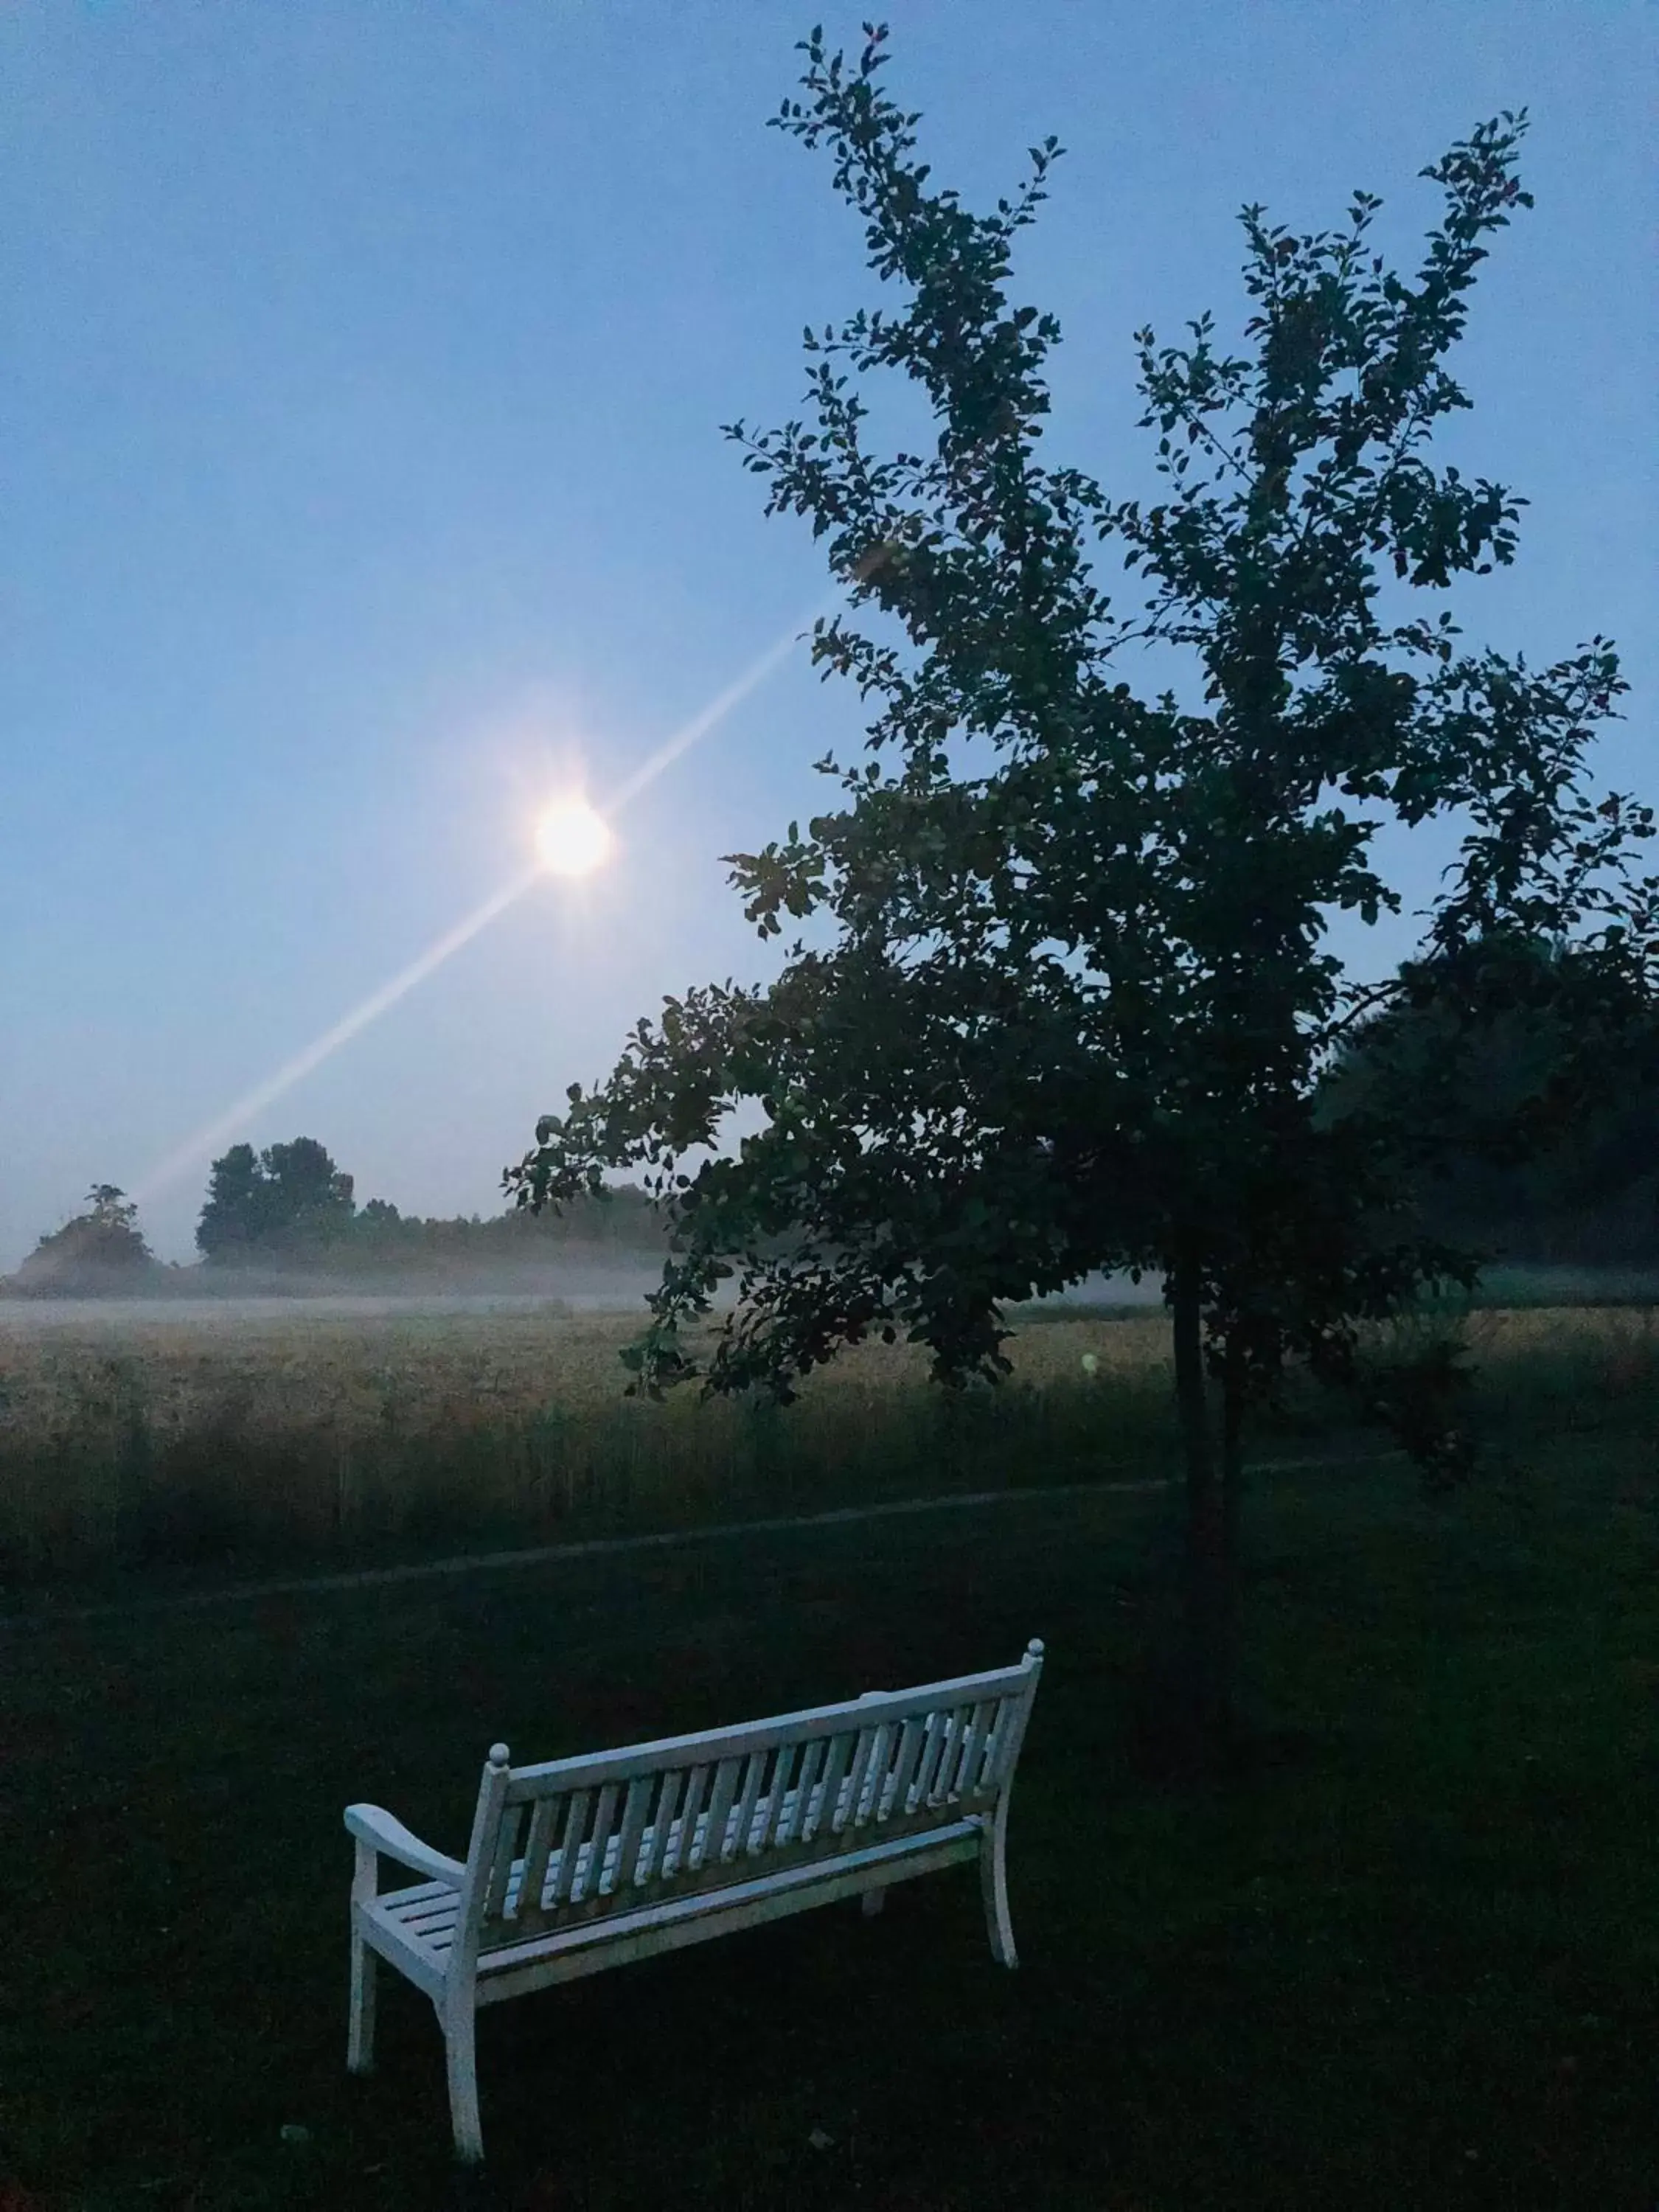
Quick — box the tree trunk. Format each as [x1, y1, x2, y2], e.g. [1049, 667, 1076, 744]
[1166, 1250, 1235, 1775]
[1220, 1344, 1245, 1584]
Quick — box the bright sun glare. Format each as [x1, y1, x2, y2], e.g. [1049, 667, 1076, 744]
[535, 798, 613, 877]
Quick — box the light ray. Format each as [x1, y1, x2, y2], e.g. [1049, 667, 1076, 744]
[600, 598, 833, 813]
[132, 867, 540, 1206]
[133, 598, 830, 1203]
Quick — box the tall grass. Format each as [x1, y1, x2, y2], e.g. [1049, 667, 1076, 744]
[1, 1302, 1653, 1590]
[0, 1313, 1183, 1585]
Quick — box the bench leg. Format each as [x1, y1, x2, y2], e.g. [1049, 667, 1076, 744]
[979, 1813, 1018, 1969]
[444, 2000, 484, 2166]
[860, 1886, 886, 1919]
[347, 1926, 377, 2073]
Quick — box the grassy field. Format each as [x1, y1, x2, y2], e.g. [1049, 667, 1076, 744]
[0, 1307, 1187, 1590]
[1, 1410, 1656, 2209]
[2, 1295, 1655, 1594]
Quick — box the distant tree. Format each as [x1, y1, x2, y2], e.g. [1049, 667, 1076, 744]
[1325, 951, 1659, 1266]
[195, 1137, 355, 1261]
[14, 1184, 156, 1293]
[195, 1143, 265, 1259]
[261, 1137, 355, 1248]
[507, 27, 1657, 1773]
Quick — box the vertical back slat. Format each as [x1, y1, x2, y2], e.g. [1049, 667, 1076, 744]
[886, 1717, 928, 1820]
[841, 1725, 880, 1835]
[637, 1766, 683, 1887]
[942, 1708, 969, 1796]
[862, 1724, 897, 1828]
[579, 1782, 620, 1902]
[673, 1763, 710, 1876]
[614, 1775, 655, 1893]
[987, 1692, 1027, 1788]
[483, 1804, 524, 1921]
[975, 1700, 1011, 1792]
[925, 1717, 960, 1805]
[812, 1729, 855, 1840]
[551, 1790, 591, 1905]
[762, 1743, 799, 1850]
[518, 1794, 562, 1919]
[779, 1737, 825, 1846]
[731, 1750, 766, 1860]
[925, 1708, 960, 1814]
[953, 1702, 992, 1800]
[705, 1756, 743, 1867]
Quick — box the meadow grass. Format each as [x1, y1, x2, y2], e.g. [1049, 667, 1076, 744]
[1, 1414, 1655, 2209]
[1, 1300, 1656, 1592]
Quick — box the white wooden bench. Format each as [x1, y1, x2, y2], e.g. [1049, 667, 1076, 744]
[345, 1638, 1045, 2163]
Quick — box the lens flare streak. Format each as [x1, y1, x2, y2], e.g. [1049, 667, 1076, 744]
[134, 599, 831, 1201]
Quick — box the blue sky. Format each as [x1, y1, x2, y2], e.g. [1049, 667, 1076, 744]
[2, 0, 1652, 1269]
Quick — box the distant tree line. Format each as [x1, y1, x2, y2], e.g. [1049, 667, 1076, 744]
[7, 1036, 1654, 1298]
[4, 1140, 667, 1295]
[192, 1138, 667, 1270]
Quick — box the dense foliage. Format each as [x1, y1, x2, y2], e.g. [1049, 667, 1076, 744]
[10, 1184, 158, 1294]
[506, 27, 1655, 1761]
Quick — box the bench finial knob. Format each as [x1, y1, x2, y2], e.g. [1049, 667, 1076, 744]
[487, 1742, 511, 1770]
[1025, 1638, 1046, 1661]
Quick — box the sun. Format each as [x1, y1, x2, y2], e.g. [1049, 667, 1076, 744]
[535, 798, 613, 877]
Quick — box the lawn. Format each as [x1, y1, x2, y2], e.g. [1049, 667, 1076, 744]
[2, 1418, 1656, 2210]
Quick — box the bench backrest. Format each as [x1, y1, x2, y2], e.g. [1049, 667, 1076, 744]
[451, 1640, 1044, 1961]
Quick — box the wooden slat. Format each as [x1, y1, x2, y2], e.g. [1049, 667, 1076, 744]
[930, 1708, 967, 1804]
[763, 1743, 799, 1850]
[518, 1794, 563, 1919]
[779, 1737, 825, 1848]
[551, 1790, 591, 1906]
[863, 1717, 902, 1823]
[841, 1725, 880, 1836]
[577, 1784, 620, 1902]
[637, 1766, 683, 1887]
[703, 1756, 742, 1868]
[672, 1764, 710, 1877]
[484, 1804, 524, 1921]
[885, 1717, 928, 1822]
[951, 1702, 991, 1801]
[909, 1712, 946, 1814]
[810, 1730, 855, 1841]
[984, 1694, 1024, 1788]
[614, 1775, 655, 1894]
[731, 1750, 765, 1861]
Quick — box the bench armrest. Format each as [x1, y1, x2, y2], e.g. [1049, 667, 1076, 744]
[345, 1802, 465, 1888]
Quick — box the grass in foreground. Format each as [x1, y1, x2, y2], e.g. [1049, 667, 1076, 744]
[2, 1426, 1656, 2210]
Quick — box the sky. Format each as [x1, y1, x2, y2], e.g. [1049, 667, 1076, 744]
[1, 0, 1653, 1270]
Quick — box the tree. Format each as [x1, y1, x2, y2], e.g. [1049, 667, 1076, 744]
[1324, 953, 1659, 1267]
[196, 1136, 356, 1260]
[506, 27, 1657, 1770]
[14, 1184, 156, 1293]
